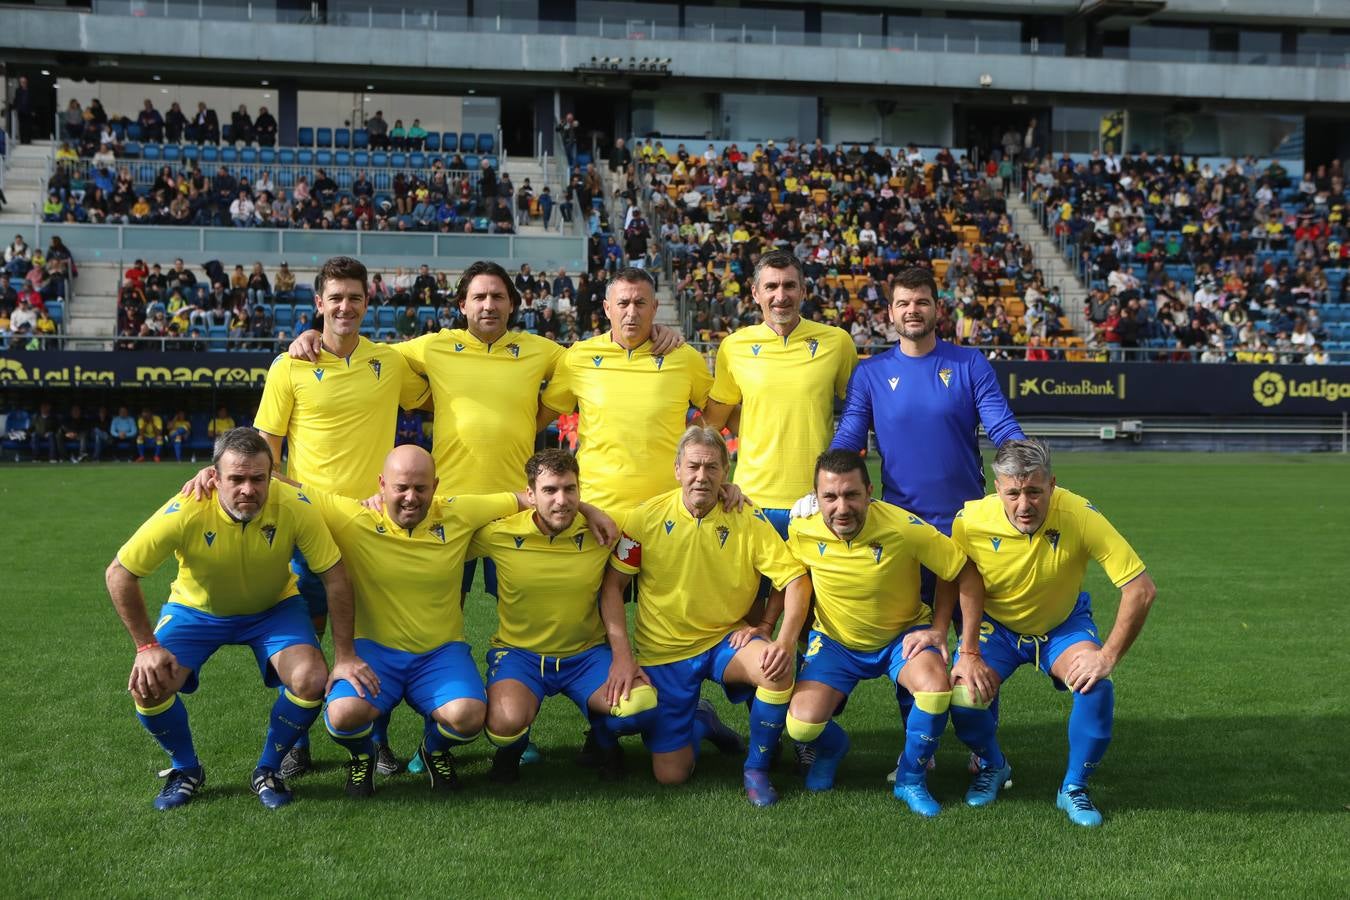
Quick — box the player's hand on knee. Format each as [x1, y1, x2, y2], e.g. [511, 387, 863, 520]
[604, 655, 646, 708]
[759, 641, 793, 683]
[129, 646, 179, 698]
[1062, 648, 1114, 694]
[289, 329, 322, 362]
[717, 482, 748, 512]
[901, 627, 949, 663]
[951, 654, 999, 704]
[180, 465, 218, 501]
[789, 491, 818, 520]
[729, 623, 769, 650]
[328, 654, 381, 698]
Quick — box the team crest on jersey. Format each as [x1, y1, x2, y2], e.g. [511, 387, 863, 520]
[513, 536, 525, 549]
[869, 540, 883, 564]
[592, 355, 603, 367]
[313, 368, 325, 381]
[816, 541, 827, 557]
[261, 524, 277, 547]
[887, 376, 899, 391]
[806, 338, 819, 358]
[368, 359, 382, 380]
[664, 520, 675, 534]
[715, 525, 730, 548]
[1045, 529, 1061, 551]
[454, 343, 465, 352]
[506, 342, 521, 358]
[163, 501, 181, 516]
[296, 490, 311, 504]
[573, 533, 586, 550]
[938, 368, 953, 388]
[429, 523, 446, 543]
[751, 344, 762, 356]
[990, 537, 1002, 551]
[204, 531, 216, 547]
[653, 355, 665, 371]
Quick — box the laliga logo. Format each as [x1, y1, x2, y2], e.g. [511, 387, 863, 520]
[1252, 372, 1286, 407]
[0, 359, 28, 381]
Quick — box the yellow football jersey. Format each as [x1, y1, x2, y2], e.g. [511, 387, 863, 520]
[541, 337, 712, 515]
[254, 337, 430, 499]
[117, 483, 340, 618]
[137, 415, 163, 440]
[610, 488, 806, 665]
[710, 319, 857, 508]
[789, 502, 967, 650]
[397, 329, 562, 493]
[309, 490, 518, 654]
[469, 509, 610, 656]
[952, 486, 1147, 636]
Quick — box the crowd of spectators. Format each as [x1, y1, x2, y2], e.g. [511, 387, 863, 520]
[1, 234, 74, 349]
[2, 402, 240, 464]
[1026, 148, 1347, 363]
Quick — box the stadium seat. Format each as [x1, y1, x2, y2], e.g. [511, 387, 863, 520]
[187, 413, 214, 456]
[334, 127, 351, 149]
[202, 146, 219, 163]
[1, 410, 31, 460]
[376, 328, 397, 342]
[123, 141, 142, 159]
[182, 145, 199, 163]
[278, 148, 296, 165]
[460, 133, 477, 154]
[390, 152, 408, 169]
[353, 150, 370, 167]
[112, 122, 127, 141]
[576, 152, 592, 166]
[424, 133, 440, 152]
[259, 148, 276, 164]
[372, 151, 389, 168]
[360, 327, 376, 340]
[362, 308, 376, 328]
[353, 128, 369, 149]
[127, 123, 143, 141]
[46, 300, 63, 326]
[316, 150, 333, 167]
[335, 150, 352, 167]
[273, 305, 294, 328]
[142, 144, 161, 161]
[409, 152, 426, 169]
[222, 124, 234, 144]
[316, 127, 333, 148]
[207, 325, 229, 351]
[298, 126, 314, 147]
[277, 168, 296, 188]
[241, 148, 259, 164]
[464, 155, 480, 170]
[442, 133, 457, 153]
[478, 133, 494, 154]
[221, 147, 239, 163]
[376, 306, 396, 330]
[298, 149, 314, 166]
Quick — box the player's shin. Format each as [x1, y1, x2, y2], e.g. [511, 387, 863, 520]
[899, 690, 951, 778]
[950, 684, 1006, 769]
[258, 689, 322, 770]
[1063, 679, 1114, 790]
[424, 717, 480, 754]
[324, 710, 376, 758]
[135, 695, 199, 771]
[746, 685, 793, 771]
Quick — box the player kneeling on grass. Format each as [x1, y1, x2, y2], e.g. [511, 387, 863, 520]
[784, 450, 985, 817]
[471, 449, 654, 784]
[932, 438, 1157, 827]
[105, 428, 356, 811]
[601, 427, 812, 807]
[318, 445, 618, 797]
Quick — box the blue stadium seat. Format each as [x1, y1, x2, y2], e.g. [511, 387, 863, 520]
[372, 151, 389, 168]
[464, 155, 480, 170]
[112, 122, 127, 141]
[279, 148, 296, 165]
[316, 127, 333, 148]
[207, 325, 229, 351]
[126, 123, 143, 141]
[576, 152, 592, 166]
[277, 169, 296, 188]
[362, 308, 376, 328]
[353, 128, 369, 149]
[417, 305, 436, 323]
[46, 300, 64, 326]
[334, 127, 351, 149]
[460, 133, 476, 154]
[409, 152, 426, 169]
[390, 152, 407, 169]
[202, 146, 219, 163]
[273, 305, 294, 328]
[376, 306, 396, 329]
[424, 133, 440, 152]
[360, 327, 376, 340]
[1, 410, 31, 460]
[298, 149, 314, 166]
[376, 328, 397, 342]
[123, 141, 142, 159]
[259, 148, 276, 164]
[442, 133, 457, 153]
[187, 413, 214, 455]
[298, 127, 314, 147]
[485, 156, 498, 169]
[221, 147, 239, 164]
[241, 148, 258, 164]
[477, 133, 494, 154]
[316, 150, 333, 167]
[335, 150, 352, 167]
[165, 145, 182, 163]
[353, 150, 370, 167]
[181, 145, 198, 163]
[142, 144, 161, 161]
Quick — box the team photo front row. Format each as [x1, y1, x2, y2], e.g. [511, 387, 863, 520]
[106, 428, 1155, 827]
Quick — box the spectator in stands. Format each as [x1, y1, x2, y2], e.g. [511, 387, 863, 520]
[230, 105, 255, 146]
[194, 102, 220, 144]
[5, 234, 30, 277]
[516, 180, 534, 228]
[104, 406, 136, 459]
[253, 106, 277, 147]
[366, 110, 389, 149]
[245, 263, 271, 305]
[207, 405, 235, 439]
[164, 101, 187, 144]
[63, 99, 85, 141]
[138, 99, 164, 143]
[390, 119, 408, 151]
[395, 305, 418, 341]
[29, 402, 60, 462]
[411, 264, 437, 305]
[272, 261, 296, 299]
[491, 197, 515, 234]
[408, 119, 428, 151]
[557, 112, 580, 168]
[610, 137, 632, 175]
[59, 404, 90, 463]
[1305, 342, 1329, 365]
[230, 190, 255, 228]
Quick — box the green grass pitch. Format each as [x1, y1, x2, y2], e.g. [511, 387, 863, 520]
[3, 453, 1348, 897]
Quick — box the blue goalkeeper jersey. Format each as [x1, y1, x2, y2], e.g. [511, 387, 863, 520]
[830, 340, 1024, 533]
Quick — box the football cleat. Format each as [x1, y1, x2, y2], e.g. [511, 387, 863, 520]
[965, 761, 1013, 807]
[793, 741, 817, 775]
[420, 744, 462, 793]
[1057, 786, 1103, 827]
[742, 768, 779, 808]
[803, 731, 850, 792]
[488, 746, 523, 785]
[893, 776, 941, 818]
[886, 753, 936, 784]
[250, 767, 293, 810]
[278, 744, 313, 780]
[696, 699, 746, 756]
[521, 741, 542, 766]
[374, 742, 401, 777]
[153, 766, 205, 810]
[575, 730, 600, 768]
[344, 754, 375, 799]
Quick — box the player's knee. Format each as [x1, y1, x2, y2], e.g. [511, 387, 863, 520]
[911, 689, 953, 715]
[485, 705, 532, 738]
[132, 688, 176, 710]
[436, 699, 486, 736]
[652, 755, 693, 785]
[951, 684, 996, 710]
[287, 664, 327, 702]
[324, 698, 376, 733]
[906, 667, 952, 697]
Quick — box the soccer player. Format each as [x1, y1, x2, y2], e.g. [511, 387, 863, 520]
[784, 451, 984, 816]
[826, 264, 1024, 780]
[105, 428, 364, 810]
[702, 249, 858, 536]
[134, 407, 163, 462]
[316, 445, 613, 795]
[602, 427, 811, 806]
[470, 450, 651, 784]
[539, 266, 713, 518]
[943, 438, 1157, 827]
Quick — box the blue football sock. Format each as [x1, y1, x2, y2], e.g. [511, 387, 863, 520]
[423, 716, 478, 754]
[1063, 679, 1114, 790]
[813, 719, 849, 757]
[172, 440, 184, 462]
[371, 710, 392, 746]
[258, 688, 322, 770]
[277, 686, 312, 750]
[897, 687, 914, 730]
[745, 687, 791, 772]
[950, 704, 1006, 770]
[605, 707, 656, 740]
[135, 695, 198, 771]
[586, 713, 619, 749]
[900, 708, 949, 778]
[324, 709, 376, 759]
